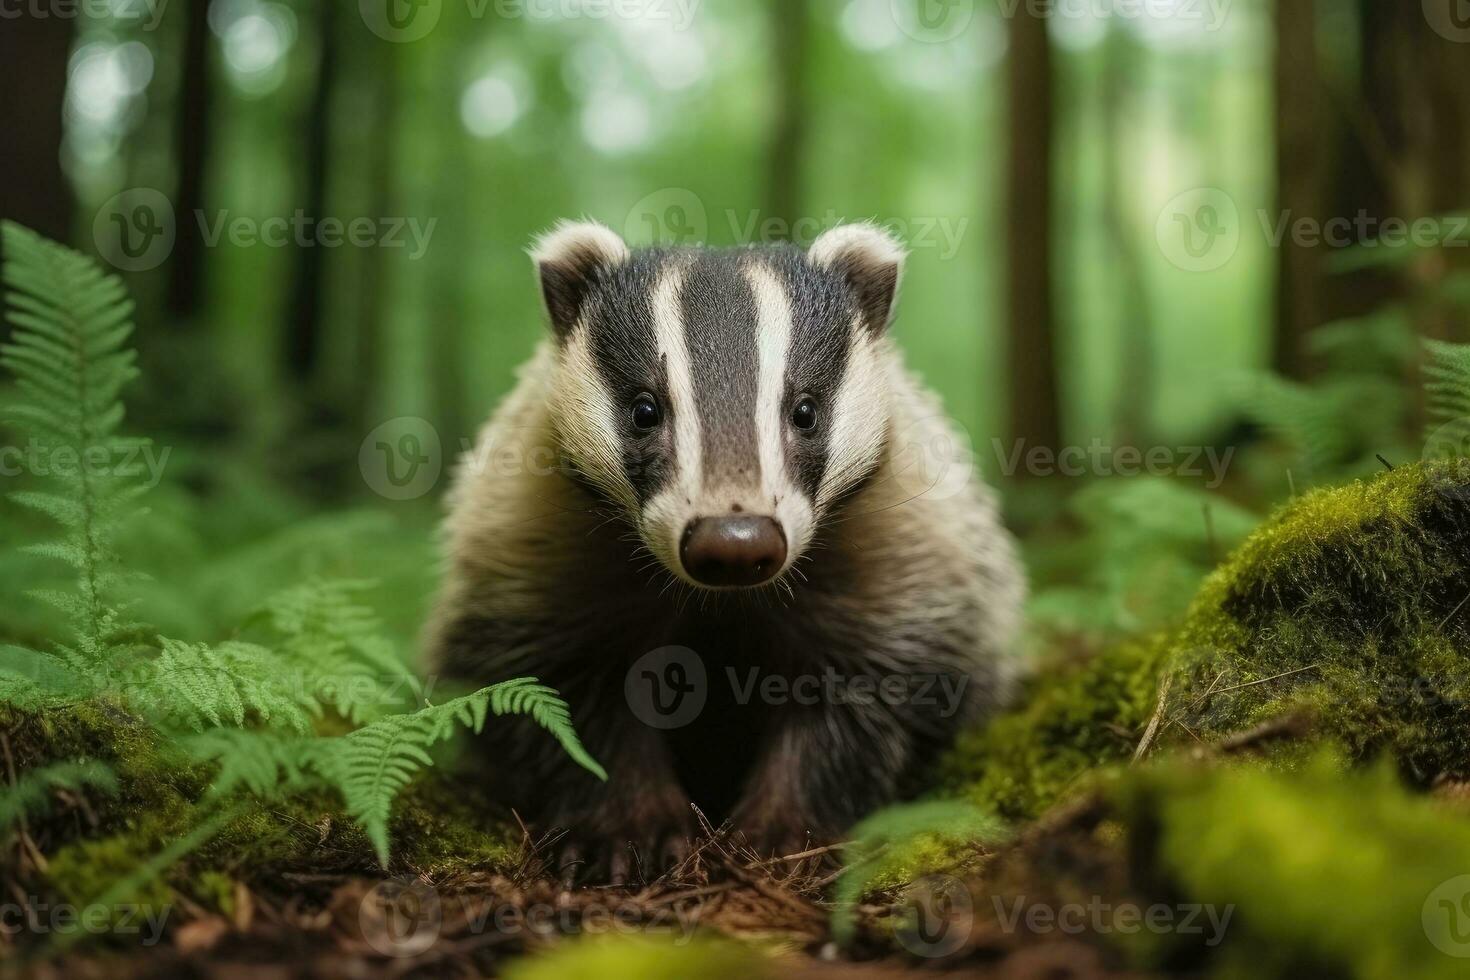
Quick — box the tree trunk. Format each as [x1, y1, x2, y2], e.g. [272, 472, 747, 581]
[1004, 7, 1062, 457]
[765, 0, 808, 232]
[166, 0, 214, 321]
[0, 18, 73, 243]
[1272, 0, 1326, 379]
[286, 2, 339, 388]
[1102, 26, 1153, 442]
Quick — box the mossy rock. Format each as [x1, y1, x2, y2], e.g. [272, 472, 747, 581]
[1167, 458, 1470, 780]
[1116, 753, 1470, 979]
[929, 753, 1470, 979]
[941, 459, 1470, 822]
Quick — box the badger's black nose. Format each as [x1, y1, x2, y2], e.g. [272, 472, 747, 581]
[680, 516, 787, 587]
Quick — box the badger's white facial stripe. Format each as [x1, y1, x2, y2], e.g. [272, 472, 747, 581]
[554, 327, 638, 510]
[654, 260, 700, 500]
[745, 260, 793, 507]
[640, 259, 702, 573]
[743, 259, 816, 563]
[820, 325, 889, 509]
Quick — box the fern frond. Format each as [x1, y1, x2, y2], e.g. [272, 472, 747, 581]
[1423, 340, 1470, 461]
[1425, 340, 1470, 425]
[1239, 372, 1407, 481]
[488, 677, 607, 782]
[0, 760, 117, 834]
[258, 580, 421, 723]
[0, 645, 89, 708]
[314, 680, 604, 865]
[129, 638, 320, 735]
[1, 221, 148, 660]
[183, 729, 317, 800]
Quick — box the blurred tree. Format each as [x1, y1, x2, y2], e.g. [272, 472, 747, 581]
[1272, 0, 1326, 379]
[286, 1, 340, 396]
[1005, 6, 1062, 455]
[167, 0, 214, 322]
[765, 0, 808, 229]
[1102, 24, 1152, 442]
[0, 17, 73, 243]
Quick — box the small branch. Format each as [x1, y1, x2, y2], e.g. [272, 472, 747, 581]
[1206, 663, 1320, 697]
[1132, 671, 1174, 765]
[1216, 713, 1313, 755]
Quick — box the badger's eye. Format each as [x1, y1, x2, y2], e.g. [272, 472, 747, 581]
[631, 393, 662, 431]
[791, 396, 819, 432]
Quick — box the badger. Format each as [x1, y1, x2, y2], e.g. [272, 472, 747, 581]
[426, 220, 1023, 884]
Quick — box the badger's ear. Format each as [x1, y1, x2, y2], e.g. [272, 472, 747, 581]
[531, 220, 630, 338]
[808, 223, 907, 334]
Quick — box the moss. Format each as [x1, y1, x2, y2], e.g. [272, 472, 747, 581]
[191, 871, 237, 918]
[390, 773, 519, 875]
[1, 702, 203, 819]
[939, 460, 1470, 825]
[44, 822, 177, 916]
[502, 936, 775, 980]
[938, 635, 1169, 821]
[1166, 458, 1470, 780]
[1117, 752, 1470, 979]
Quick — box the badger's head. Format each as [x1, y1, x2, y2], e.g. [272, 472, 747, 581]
[535, 220, 904, 590]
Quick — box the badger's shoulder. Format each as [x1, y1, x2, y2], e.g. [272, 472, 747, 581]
[797, 342, 1025, 679]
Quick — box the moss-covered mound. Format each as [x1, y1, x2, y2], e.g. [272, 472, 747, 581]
[2, 702, 519, 934]
[1117, 754, 1470, 979]
[942, 459, 1470, 822]
[939, 636, 1168, 821]
[1167, 459, 1470, 780]
[905, 753, 1470, 979]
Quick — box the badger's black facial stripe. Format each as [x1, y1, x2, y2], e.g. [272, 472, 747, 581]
[583, 250, 678, 503]
[679, 253, 761, 488]
[765, 247, 857, 499]
[571, 244, 862, 512]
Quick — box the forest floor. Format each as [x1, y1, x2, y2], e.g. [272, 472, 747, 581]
[21, 815, 1135, 979]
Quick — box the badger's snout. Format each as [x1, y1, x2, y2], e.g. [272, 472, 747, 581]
[679, 516, 787, 587]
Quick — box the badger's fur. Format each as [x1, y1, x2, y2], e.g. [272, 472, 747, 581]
[426, 221, 1023, 883]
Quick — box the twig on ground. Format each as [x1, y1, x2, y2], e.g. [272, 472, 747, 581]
[1131, 671, 1174, 765]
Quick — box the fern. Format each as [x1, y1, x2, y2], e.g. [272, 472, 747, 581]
[254, 580, 421, 723]
[0, 644, 86, 709]
[0, 760, 117, 835]
[183, 729, 318, 800]
[0, 226, 606, 880]
[1424, 339, 1470, 459]
[313, 679, 606, 865]
[1, 221, 146, 670]
[129, 638, 322, 735]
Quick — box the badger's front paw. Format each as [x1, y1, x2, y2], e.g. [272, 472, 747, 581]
[732, 801, 837, 860]
[546, 786, 696, 887]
